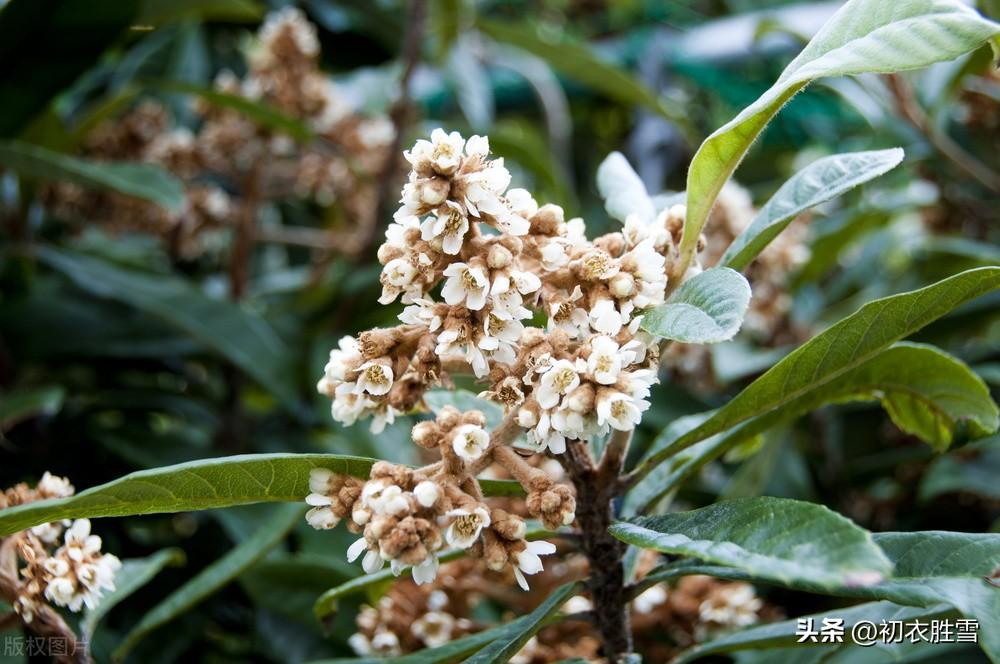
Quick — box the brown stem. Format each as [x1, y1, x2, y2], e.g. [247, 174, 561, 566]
[884, 73, 1000, 193]
[563, 437, 633, 660]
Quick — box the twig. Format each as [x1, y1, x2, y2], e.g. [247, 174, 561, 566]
[884, 73, 1000, 193]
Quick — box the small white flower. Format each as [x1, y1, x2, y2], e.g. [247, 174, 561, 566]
[421, 200, 469, 254]
[587, 335, 627, 384]
[445, 506, 491, 548]
[451, 423, 490, 462]
[412, 610, 455, 647]
[411, 554, 440, 585]
[512, 540, 557, 590]
[306, 505, 339, 529]
[347, 537, 385, 574]
[633, 584, 668, 614]
[371, 629, 403, 656]
[323, 336, 361, 383]
[596, 391, 645, 431]
[355, 361, 393, 396]
[414, 480, 440, 507]
[535, 360, 580, 409]
[37, 472, 74, 498]
[589, 299, 624, 335]
[370, 485, 410, 516]
[563, 595, 594, 614]
[441, 262, 490, 310]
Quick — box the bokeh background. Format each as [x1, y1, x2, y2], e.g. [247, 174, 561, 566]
[1, 0, 998, 661]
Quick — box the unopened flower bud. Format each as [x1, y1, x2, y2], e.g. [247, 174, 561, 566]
[487, 244, 512, 269]
[417, 177, 450, 206]
[411, 421, 439, 448]
[610, 272, 635, 298]
[517, 407, 537, 428]
[414, 481, 440, 508]
[530, 204, 564, 235]
[435, 406, 461, 430]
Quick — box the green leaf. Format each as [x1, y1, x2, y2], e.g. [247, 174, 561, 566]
[611, 498, 893, 590]
[628, 342, 999, 511]
[476, 19, 690, 128]
[36, 247, 300, 413]
[674, 601, 955, 664]
[641, 268, 751, 343]
[920, 434, 1000, 501]
[0, 140, 185, 211]
[113, 504, 301, 660]
[596, 151, 654, 224]
[720, 149, 905, 271]
[0, 453, 521, 537]
[642, 531, 1000, 661]
[463, 581, 579, 664]
[633, 267, 1000, 485]
[80, 548, 186, 642]
[142, 79, 313, 141]
[675, 0, 1000, 279]
[0, 385, 65, 432]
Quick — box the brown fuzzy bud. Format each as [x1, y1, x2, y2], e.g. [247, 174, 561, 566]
[370, 461, 414, 488]
[411, 421, 440, 448]
[377, 243, 404, 265]
[490, 508, 527, 541]
[530, 204, 564, 235]
[460, 410, 487, 427]
[526, 484, 576, 530]
[482, 529, 509, 571]
[359, 329, 399, 359]
[435, 406, 461, 430]
[594, 232, 625, 256]
[487, 244, 513, 269]
[417, 177, 450, 206]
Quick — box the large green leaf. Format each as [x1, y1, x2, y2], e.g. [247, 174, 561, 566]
[0, 453, 521, 537]
[611, 498, 893, 590]
[80, 548, 186, 642]
[36, 247, 300, 413]
[476, 19, 689, 127]
[720, 149, 905, 271]
[641, 268, 751, 343]
[633, 267, 1000, 484]
[463, 581, 579, 664]
[113, 504, 301, 660]
[920, 434, 1000, 501]
[628, 342, 998, 511]
[674, 601, 955, 664]
[641, 531, 1000, 661]
[596, 151, 654, 224]
[674, 0, 1000, 279]
[0, 140, 185, 211]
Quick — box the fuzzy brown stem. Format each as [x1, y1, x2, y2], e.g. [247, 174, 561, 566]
[563, 438, 633, 660]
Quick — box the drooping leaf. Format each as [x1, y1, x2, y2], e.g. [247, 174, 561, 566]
[646, 531, 1000, 661]
[611, 498, 894, 591]
[641, 268, 751, 343]
[596, 151, 654, 224]
[920, 434, 1000, 501]
[476, 19, 690, 128]
[628, 342, 999, 511]
[80, 548, 186, 642]
[0, 140, 185, 211]
[0, 453, 523, 537]
[113, 504, 301, 660]
[633, 267, 1000, 484]
[36, 247, 301, 413]
[720, 149, 905, 271]
[0, 385, 65, 432]
[463, 582, 580, 664]
[675, 0, 1000, 279]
